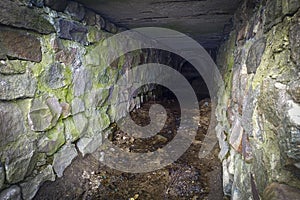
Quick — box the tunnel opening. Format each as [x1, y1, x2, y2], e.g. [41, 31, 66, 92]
[35, 45, 223, 199]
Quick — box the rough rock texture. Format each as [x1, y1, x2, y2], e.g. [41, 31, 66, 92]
[0, 185, 22, 200]
[57, 19, 88, 45]
[0, 60, 27, 75]
[76, 0, 242, 49]
[216, 0, 300, 199]
[0, 164, 4, 190]
[53, 144, 78, 178]
[0, 1, 162, 198]
[0, 71, 37, 100]
[263, 182, 300, 200]
[246, 38, 266, 74]
[20, 165, 55, 200]
[0, 26, 42, 62]
[44, 0, 67, 11]
[0, 0, 54, 34]
[28, 96, 62, 132]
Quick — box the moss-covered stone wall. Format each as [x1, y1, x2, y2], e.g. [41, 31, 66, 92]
[216, 0, 300, 199]
[0, 1, 172, 199]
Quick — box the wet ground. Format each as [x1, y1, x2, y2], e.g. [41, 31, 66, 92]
[35, 98, 224, 200]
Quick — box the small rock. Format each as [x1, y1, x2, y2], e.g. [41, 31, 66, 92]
[77, 132, 102, 156]
[0, 60, 26, 75]
[20, 165, 55, 200]
[263, 182, 300, 200]
[154, 135, 168, 143]
[288, 79, 300, 103]
[55, 47, 78, 65]
[87, 27, 103, 43]
[287, 100, 300, 126]
[60, 102, 71, 118]
[105, 21, 118, 34]
[0, 185, 21, 200]
[246, 38, 266, 74]
[0, 163, 4, 189]
[64, 117, 80, 142]
[29, 0, 44, 8]
[53, 144, 78, 177]
[229, 116, 244, 152]
[71, 97, 85, 115]
[43, 62, 67, 89]
[84, 9, 97, 26]
[72, 68, 93, 97]
[290, 24, 300, 67]
[44, 0, 67, 12]
[73, 113, 89, 136]
[96, 15, 106, 29]
[57, 19, 88, 45]
[65, 1, 85, 21]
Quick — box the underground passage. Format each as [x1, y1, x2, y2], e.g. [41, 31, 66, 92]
[0, 0, 300, 199]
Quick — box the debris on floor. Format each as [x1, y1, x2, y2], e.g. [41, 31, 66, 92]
[35, 99, 224, 200]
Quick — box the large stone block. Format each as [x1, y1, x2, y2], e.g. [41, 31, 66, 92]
[37, 122, 66, 156]
[57, 19, 88, 45]
[76, 132, 102, 156]
[0, 26, 42, 62]
[3, 138, 35, 184]
[289, 23, 300, 67]
[0, 185, 21, 200]
[53, 144, 78, 178]
[28, 96, 62, 132]
[42, 62, 68, 89]
[246, 38, 266, 74]
[0, 0, 55, 34]
[0, 102, 26, 147]
[0, 71, 37, 100]
[20, 165, 55, 200]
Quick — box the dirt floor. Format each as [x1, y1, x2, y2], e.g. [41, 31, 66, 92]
[35, 98, 224, 200]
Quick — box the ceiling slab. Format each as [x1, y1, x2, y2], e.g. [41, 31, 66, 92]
[76, 0, 241, 48]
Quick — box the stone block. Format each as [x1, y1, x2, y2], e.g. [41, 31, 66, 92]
[57, 19, 88, 45]
[0, 185, 21, 200]
[246, 38, 266, 74]
[0, 0, 54, 34]
[20, 165, 55, 200]
[28, 96, 62, 132]
[0, 71, 37, 100]
[44, 0, 67, 12]
[53, 144, 78, 178]
[65, 1, 85, 21]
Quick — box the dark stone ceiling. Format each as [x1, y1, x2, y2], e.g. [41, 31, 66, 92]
[75, 0, 241, 49]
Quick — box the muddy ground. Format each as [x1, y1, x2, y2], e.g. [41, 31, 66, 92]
[35, 99, 224, 200]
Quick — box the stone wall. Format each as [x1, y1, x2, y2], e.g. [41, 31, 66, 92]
[0, 0, 171, 199]
[216, 0, 300, 199]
